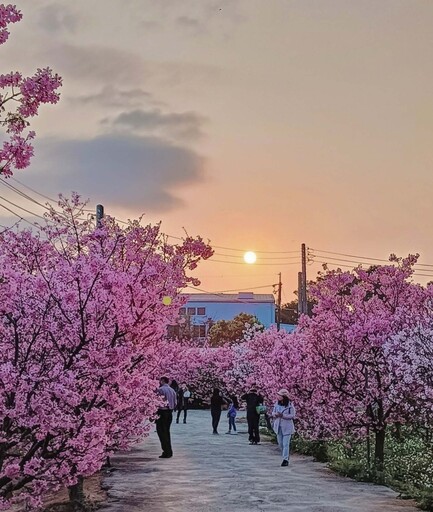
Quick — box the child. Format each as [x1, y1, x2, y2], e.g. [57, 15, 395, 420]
[226, 396, 239, 435]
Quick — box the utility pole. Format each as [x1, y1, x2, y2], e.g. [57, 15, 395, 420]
[301, 243, 308, 316]
[297, 271, 303, 317]
[276, 272, 282, 331]
[96, 204, 104, 228]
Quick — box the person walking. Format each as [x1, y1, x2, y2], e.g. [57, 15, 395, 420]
[156, 377, 177, 459]
[176, 383, 191, 424]
[241, 386, 264, 445]
[226, 396, 239, 434]
[271, 389, 296, 466]
[210, 388, 226, 434]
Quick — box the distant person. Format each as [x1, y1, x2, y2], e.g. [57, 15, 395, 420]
[156, 377, 177, 459]
[210, 388, 227, 434]
[170, 379, 179, 393]
[176, 383, 191, 424]
[271, 389, 296, 466]
[241, 386, 264, 445]
[226, 396, 239, 435]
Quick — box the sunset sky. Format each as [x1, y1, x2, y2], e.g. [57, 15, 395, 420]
[1, 0, 433, 300]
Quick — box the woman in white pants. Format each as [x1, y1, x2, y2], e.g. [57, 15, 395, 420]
[271, 389, 296, 466]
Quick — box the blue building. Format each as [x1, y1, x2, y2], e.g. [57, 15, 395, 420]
[167, 292, 276, 340]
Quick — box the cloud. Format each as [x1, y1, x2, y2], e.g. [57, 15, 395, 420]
[25, 134, 205, 212]
[140, 20, 162, 31]
[70, 86, 155, 108]
[107, 108, 206, 141]
[38, 3, 78, 33]
[176, 16, 205, 33]
[42, 44, 147, 85]
[175, 1, 246, 35]
[39, 43, 219, 87]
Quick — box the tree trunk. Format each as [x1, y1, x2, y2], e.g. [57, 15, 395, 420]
[366, 425, 371, 471]
[374, 427, 386, 477]
[68, 476, 85, 510]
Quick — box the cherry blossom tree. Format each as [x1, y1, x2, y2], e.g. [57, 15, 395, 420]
[230, 259, 431, 473]
[159, 341, 234, 400]
[292, 256, 428, 470]
[0, 4, 62, 176]
[0, 195, 213, 509]
[385, 294, 433, 427]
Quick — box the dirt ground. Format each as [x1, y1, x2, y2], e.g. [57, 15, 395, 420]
[10, 474, 106, 512]
[43, 474, 106, 511]
[9, 410, 419, 511]
[100, 410, 419, 512]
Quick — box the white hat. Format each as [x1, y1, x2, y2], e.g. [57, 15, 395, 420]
[277, 388, 289, 397]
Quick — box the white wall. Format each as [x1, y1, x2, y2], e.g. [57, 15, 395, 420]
[183, 300, 275, 328]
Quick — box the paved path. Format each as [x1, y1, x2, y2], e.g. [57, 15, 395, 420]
[101, 410, 417, 512]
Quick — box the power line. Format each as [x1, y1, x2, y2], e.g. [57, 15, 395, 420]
[411, 263, 433, 269]
[203, 259, 301, 266]
[310, 250, 433, 271]
[214, 252, 300, 260]
[0, 196, 46, 220]
[309, 253, 381, 267]
[196, 274, 279, 278]
[10, 176, 58, 203]
[210, 284, 277, 293]
[185, 285, 275, 303]
[0, 219, 21, 234]
[0, 178, 52, 211]
[310, 247, 433, 268]
[164, 235, 298, 254]
[212, 245, 299, 254]
[310, 247, 390, 263]
[0, 203, 40, 229]
[0, 180, 92, 223]
[311, 259, 433, 277]
[3, 182, 433, 273]
[313, 260, 370, 269]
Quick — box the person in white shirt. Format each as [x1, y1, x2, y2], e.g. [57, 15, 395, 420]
[176, 383, 191, 424]
[270, 389, 296, 466]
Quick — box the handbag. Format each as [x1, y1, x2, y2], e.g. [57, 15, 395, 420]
[256, 404, 267, 415]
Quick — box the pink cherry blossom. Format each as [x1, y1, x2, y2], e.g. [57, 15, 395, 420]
[0, 194, 213, 508]
[0, 4, 21, 45]
[0, 5, 62, 176]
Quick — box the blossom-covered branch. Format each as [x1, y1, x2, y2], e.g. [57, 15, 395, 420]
[0, 4, 62, 177]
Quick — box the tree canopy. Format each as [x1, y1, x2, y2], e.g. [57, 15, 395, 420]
[207, 313, 263, 347]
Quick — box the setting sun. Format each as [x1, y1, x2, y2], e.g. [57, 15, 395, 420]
[244, 251, 257, 264]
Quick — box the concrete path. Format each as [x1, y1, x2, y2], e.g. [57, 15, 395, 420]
[101, 410, 417, 512]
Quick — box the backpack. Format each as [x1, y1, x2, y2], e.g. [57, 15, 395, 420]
[227, 404, 237, 418]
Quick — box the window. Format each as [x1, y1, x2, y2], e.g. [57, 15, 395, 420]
[167, 325, 180, 339]
[179, 307, 186, 315]
[197, 307, 206, 316]
[192, 325, 206, 338]
[187, 307, 196, 315]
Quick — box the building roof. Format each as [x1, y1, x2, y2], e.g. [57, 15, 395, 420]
[181, 292, 275, 304]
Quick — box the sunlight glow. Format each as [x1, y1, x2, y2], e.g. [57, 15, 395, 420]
[244, 251, 257, 264]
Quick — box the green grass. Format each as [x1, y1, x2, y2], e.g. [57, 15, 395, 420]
[292, 426, 433, 510]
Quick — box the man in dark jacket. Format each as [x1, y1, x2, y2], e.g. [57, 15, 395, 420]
[241, 387, 264, 445]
